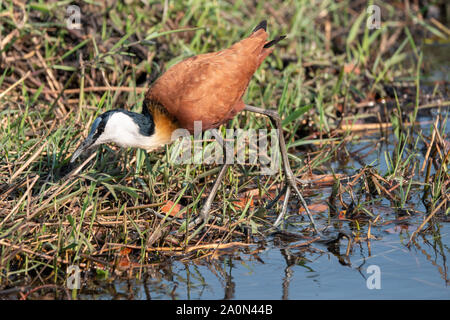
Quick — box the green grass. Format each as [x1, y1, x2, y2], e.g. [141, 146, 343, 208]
[0, 0, 448, 298]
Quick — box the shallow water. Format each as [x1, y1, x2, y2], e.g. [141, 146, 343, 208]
[92, 224, 449, 299]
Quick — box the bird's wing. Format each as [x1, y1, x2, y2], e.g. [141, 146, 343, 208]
[146, 28, 273, 132]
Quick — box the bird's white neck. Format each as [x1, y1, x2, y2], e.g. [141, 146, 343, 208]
[95, 107, 178, 152]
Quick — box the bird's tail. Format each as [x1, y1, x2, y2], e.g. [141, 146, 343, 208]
[251, 20, 285, 64]
[252, 20, 285, 49]
[263, 35, 286, 48]
[252, 20, 268, 34]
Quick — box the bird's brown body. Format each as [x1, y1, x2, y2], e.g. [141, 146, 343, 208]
[145, 25, 278, 133]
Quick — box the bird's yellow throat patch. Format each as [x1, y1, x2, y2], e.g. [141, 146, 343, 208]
[146, 101, 179, 151]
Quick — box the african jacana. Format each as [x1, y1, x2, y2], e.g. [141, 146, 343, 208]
[70, 20, 320, 234]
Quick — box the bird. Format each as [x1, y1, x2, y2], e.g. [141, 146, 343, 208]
[70, 20, 321, 235]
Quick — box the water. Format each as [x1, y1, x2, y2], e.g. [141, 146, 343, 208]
[82, 217, 449, 299]
[130, 235, 448, 299]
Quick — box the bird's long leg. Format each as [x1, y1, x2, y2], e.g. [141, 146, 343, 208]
[195, 162, 230, 225]
[244, 104, 321, 235]
[273, 185, 291, 227]
[190, 130, 229, 227]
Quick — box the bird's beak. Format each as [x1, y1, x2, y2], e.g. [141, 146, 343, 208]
[70, 135, 96, 163]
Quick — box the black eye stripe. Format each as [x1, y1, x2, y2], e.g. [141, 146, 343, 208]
[92, 119, 107, 141]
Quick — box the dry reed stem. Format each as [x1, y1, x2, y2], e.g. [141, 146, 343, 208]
[408, 198, 448, 246]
